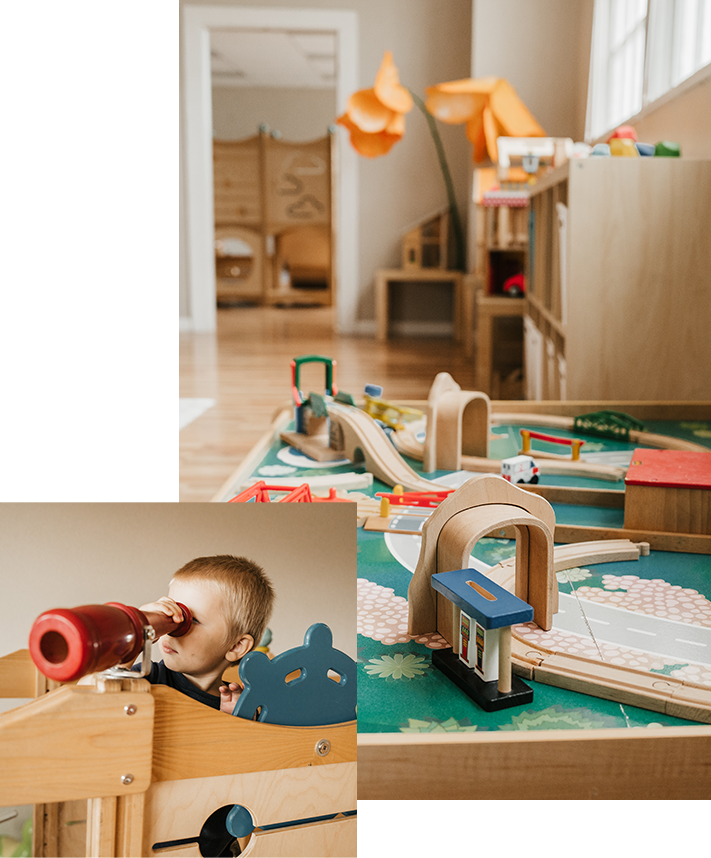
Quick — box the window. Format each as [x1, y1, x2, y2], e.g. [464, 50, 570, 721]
[587, 0, 711, 140]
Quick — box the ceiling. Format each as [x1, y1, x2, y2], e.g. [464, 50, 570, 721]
[210, 30, 337, 89]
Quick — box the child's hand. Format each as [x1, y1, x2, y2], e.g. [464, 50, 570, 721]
[139, 597, 185, 634]
[219, 682, 242, 714]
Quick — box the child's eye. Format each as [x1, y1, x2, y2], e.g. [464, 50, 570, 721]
[191, 617, 200, 625]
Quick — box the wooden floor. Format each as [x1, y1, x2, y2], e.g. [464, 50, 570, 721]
[180, 305, 481, 502]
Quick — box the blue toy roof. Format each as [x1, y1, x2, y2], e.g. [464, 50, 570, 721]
[431, 569, 533, 629]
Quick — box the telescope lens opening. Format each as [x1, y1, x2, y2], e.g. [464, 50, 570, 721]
[40, 631, 69, 664]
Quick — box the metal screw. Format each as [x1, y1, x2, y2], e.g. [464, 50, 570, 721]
[124, 704, 137, 716]
[121, 774, 134, 785]
[316, 740, 331, 757]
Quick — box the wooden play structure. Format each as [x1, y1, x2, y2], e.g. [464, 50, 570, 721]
[213, 129, 334, 306]
[0, 623, 356, 857]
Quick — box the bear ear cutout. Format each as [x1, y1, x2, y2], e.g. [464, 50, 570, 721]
[303, 622, 333, 651]
[232, 623, 356, 727]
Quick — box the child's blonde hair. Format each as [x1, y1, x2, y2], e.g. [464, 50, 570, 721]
[172, 555, 275, 646]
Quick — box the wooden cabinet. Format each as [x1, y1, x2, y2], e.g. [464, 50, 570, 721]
[213, 130, 334, 306]
[526, 157, 711, 400]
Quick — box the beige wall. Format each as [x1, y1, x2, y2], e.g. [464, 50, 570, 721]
[0, 503, 356, 661]
[621, 74, 711, 158]
[212, 86, 336, 142]
[472, 0, 594, 142]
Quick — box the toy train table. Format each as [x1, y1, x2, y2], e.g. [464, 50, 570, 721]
[213, 371, 711, 800]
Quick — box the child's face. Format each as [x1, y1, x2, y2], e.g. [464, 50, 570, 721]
[161, 578, 234, 679]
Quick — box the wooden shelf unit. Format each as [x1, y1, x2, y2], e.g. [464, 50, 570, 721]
[526, 157, 711, 401]
[470, 178, 529, 395]
[213, 130, 335, 306]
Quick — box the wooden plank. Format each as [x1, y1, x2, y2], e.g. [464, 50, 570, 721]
[519, 484, 625, 507]
[142, 763, 356, 857]
[86, 796, 117, 858]
[0, 685, 154, 805]
[565, 158, 711, 400]
[0, 649, 36, 698]
[116, 794, 145, 858]
[150, 685, 356, 783]
[357, 726, 711, 799]
[32, 802, 59, 858]
[492, 400, 711, 421]
[248, 816, 356, 857]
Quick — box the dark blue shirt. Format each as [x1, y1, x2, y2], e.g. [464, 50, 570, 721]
[134, 660, 221, 709]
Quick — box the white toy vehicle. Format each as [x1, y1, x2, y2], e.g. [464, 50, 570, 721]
[501, 455, 539, 484]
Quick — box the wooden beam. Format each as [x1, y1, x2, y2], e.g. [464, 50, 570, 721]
[150, 685, 356, 783]
[554, 524, 711, 554]
[0, 684, 154, 806]
[357, 726, 711, 799]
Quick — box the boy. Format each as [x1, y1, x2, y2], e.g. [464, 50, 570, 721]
[134, 554, 275, 714]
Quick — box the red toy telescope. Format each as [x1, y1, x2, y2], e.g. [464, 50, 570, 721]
[29, 602, 192, 682]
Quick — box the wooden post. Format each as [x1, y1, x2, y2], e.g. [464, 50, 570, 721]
[498, 627, 512, 694]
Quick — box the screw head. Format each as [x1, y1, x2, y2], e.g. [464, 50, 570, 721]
[124, 704, 137, 716]
[121, 774, 134, 785]
[316, 739, 331, 757]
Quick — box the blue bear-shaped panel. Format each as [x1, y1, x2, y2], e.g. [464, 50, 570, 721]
[231, 623, 356, 727]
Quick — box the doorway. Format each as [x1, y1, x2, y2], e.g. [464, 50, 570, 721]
[182, 5, 359, 333]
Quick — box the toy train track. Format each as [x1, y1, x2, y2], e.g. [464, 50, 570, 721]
[327, 402, 450, 493]
[484, 546, 711, 724]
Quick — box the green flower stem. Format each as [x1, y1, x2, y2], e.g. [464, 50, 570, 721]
[409, 89, 466, 271]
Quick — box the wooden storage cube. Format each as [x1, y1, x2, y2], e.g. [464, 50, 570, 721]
[624, 449, 711, 535]
[526, 158, 711, 400]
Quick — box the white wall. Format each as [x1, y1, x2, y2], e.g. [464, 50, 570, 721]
[0, 503, 356, 661]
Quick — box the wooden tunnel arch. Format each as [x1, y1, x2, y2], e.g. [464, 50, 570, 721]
[423, 372, 490, 472]
[407, 475, 557, 640]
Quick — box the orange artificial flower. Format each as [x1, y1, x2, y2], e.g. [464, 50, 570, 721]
[337, 51, 413, 157]
[425, 77, 545, 163]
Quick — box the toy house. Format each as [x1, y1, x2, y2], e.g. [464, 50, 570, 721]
[401, 207, 451, 271]
[624, 449, 711, 535]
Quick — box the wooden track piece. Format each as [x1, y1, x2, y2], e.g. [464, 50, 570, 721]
[327, 402, 448, 492]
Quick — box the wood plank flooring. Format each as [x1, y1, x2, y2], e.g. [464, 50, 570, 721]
[180, 305, 481, 501]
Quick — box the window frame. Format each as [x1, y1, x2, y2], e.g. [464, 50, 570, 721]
[586, 0, 711, 142]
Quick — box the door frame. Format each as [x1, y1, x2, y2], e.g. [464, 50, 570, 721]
[182, 4, 359, 332]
